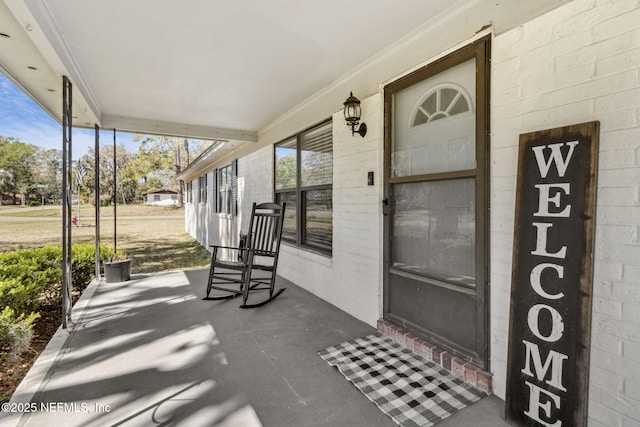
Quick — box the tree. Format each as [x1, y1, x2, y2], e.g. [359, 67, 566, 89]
[81, 144, 136, 205]
[275, 156, 296, 189]
[0, 168, 15, 205]
[301, 150, 332, 187]
[74, 135, 203, 206]
[131, 135, 200, 207]
[32, 149, 62, 204]
[0, 136, 38, 205]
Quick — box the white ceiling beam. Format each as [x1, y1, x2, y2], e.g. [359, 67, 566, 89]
[101, 114, 258, 142]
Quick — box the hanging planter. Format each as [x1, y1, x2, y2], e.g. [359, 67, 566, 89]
[104, 257, 132, 283]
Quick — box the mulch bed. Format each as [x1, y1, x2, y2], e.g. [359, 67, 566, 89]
[0, 304, 61, 403]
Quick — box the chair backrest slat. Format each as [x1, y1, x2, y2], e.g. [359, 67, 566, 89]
[256, 215, 267, 253]
[248, 202, 285, 258]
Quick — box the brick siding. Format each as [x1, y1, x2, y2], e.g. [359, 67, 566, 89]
[377, 319, 493, 395]
[492, 0, 640, 423]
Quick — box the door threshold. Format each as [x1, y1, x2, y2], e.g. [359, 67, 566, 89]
[377, 319, 492, 395]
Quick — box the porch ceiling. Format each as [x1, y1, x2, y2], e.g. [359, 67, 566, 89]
[1, 0, 570, 143]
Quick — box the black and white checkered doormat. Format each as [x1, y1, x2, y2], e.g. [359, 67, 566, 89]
[318, 333, 486, 427]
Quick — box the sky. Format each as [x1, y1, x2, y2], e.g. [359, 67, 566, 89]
[0, 72, 139, 159]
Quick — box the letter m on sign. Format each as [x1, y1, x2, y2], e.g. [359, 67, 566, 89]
[505, 121, 599, 427]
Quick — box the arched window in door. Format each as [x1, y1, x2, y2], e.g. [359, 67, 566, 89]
[410, 83, 472, 127]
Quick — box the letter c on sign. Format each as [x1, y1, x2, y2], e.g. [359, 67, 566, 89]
[530, 263, 564, 300]
[527, 304, 564, 342]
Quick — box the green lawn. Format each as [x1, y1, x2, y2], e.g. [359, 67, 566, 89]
[0, 212, 211, 274]
[0, 204, 182, 218]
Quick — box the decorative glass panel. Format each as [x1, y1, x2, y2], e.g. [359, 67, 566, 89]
[392, 179, 476, 286]
[414, 110, 428, 126]
[450, 95, 470, 115]
[413, 85, 471, 126]
[393, 58, 476, 177]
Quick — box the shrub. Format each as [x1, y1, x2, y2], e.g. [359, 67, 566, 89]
[0, 243, 117, 361]
[72, 245, 95, 291]
[0, 243, 115, 313]
[73, 243, 116, 292]
[0, 247, 59, 314]
[0, 307, 39, 362]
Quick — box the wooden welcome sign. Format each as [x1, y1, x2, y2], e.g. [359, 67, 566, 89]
[506, 122, 599, 426]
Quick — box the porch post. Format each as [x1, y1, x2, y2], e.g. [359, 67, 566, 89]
[94, 124, 101, 279]
[113, 129, 117, 253]
[61, 76, 73, 328]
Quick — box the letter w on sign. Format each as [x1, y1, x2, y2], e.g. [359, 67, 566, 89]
[532, 141, 579, 179]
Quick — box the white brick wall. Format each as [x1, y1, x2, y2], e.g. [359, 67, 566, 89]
[237, 146, 273, 231]
[277, 94, 383, 326]
[491, 1, 640, 424]
[331, 94, 383, 324]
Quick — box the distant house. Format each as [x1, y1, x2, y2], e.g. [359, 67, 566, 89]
[1, 193, 21, 205]
[145, 190, 178, 206]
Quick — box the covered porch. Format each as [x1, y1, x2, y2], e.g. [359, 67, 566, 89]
[2, 269, 506, 426]
[6, 0, 640, 425]
[2, 270, 506, 427]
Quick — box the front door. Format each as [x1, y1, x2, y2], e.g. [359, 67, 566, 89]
[383, 38, 490, 368]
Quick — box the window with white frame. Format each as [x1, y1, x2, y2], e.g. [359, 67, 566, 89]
[186, 181, 193, 203]
[216, 160, 237, 215]
[274, 120, 332, 253]
[198, 174, 208, 203]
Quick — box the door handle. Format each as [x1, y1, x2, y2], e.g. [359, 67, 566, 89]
[382, 198, 390, 215]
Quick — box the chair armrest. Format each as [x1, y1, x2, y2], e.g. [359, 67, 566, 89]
[209, 244, 250, 264]
[209, 245, 245, 251]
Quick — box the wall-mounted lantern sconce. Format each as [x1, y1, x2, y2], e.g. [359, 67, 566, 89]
[343, 92, 367, 137]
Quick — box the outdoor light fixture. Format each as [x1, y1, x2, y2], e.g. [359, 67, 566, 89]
[343, 92, 367, 137]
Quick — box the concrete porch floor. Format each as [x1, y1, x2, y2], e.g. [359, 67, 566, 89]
[2, 268, 510, 427]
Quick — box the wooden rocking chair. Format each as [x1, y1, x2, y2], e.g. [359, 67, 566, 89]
[204, 202, 286, 308]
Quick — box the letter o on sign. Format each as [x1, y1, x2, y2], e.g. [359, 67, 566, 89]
[527, 304, 564, 342]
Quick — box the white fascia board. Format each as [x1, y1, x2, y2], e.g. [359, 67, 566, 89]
[176, 141, 226, 181]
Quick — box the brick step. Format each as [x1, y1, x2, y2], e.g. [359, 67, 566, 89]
[377, 319, 492, 395]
